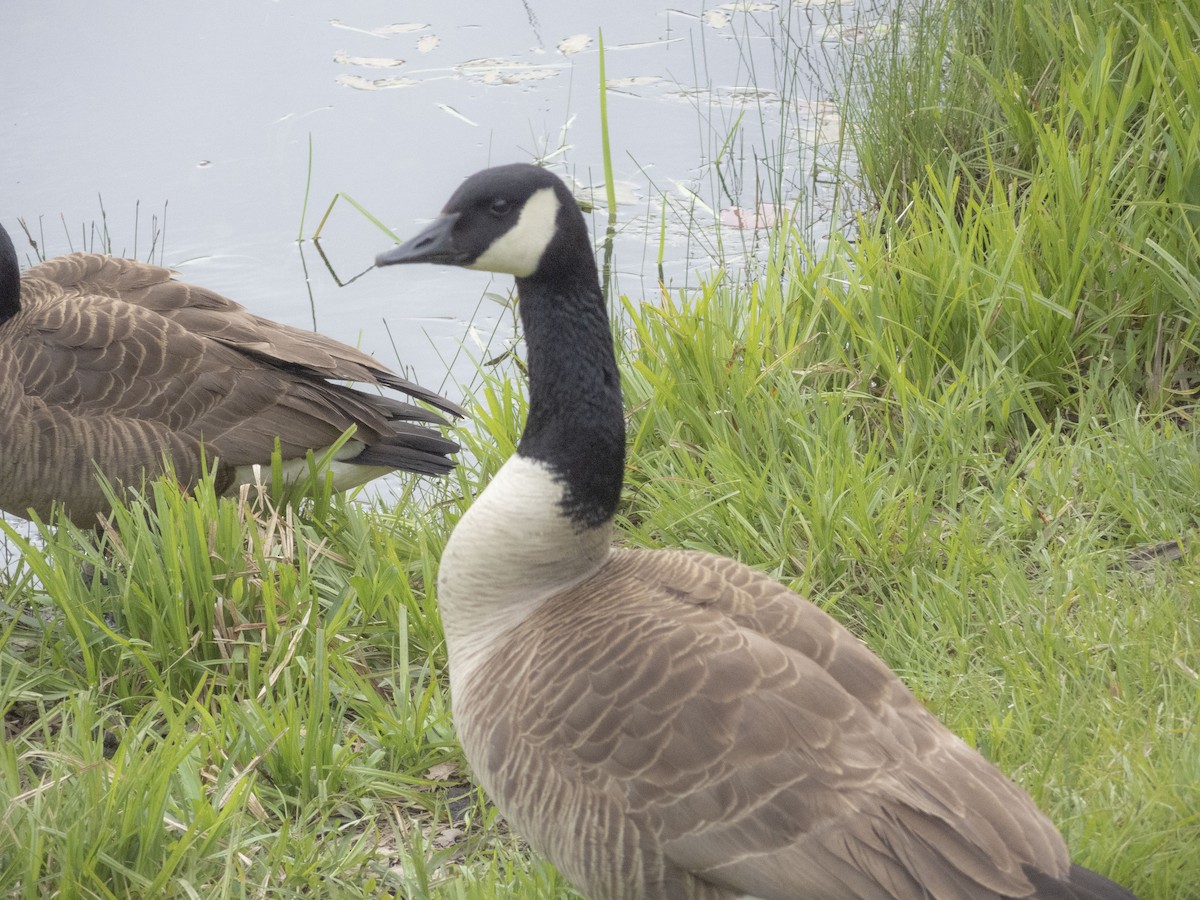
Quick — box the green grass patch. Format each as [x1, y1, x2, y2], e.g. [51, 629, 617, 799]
[2, 0, 1197, 895]
[616, 257, 1197, 895]
[844, 0, 1200, 409]
[4, 243, 1193, 895]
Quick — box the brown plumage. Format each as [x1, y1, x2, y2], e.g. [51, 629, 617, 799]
[0, 223, 462, 526]
[375, 165, 1138, 899]
[461, 549, 1090, 899]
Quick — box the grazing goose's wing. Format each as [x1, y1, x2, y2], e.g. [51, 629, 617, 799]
[34, 253, 464, 417]
[1, 257, 457, 523]
[463, 546, 1070, 900]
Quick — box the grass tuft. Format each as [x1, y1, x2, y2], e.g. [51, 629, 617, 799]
[2, 0, 1196, 894]
[843, 0, 1200, 409]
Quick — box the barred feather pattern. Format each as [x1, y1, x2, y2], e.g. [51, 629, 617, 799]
[455, 547, 1094, 900]
[0, 252, 461, 524]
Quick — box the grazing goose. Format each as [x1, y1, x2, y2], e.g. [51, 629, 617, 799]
[375, 164, 1138, 900]
[0, 222, 462, 526]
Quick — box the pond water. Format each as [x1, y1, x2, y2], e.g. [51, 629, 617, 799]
[1, 0, 883, 534]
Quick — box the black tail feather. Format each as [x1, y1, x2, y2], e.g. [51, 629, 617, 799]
[1023, 863, 1139, 900]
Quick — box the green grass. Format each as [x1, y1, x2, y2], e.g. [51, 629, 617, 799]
[2, 0, 1198, 895]
[843, 0, 1200, 408]
[616, 262, 1197, 896]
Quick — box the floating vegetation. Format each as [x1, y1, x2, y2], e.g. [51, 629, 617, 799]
[456, 58, 561, 86]
[557, 34, 591, 56]
[335, 74, 417, 91]
[333, 51, 405, 68]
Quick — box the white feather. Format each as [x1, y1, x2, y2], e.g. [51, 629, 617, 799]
[438, 454, 611, 690]
[228, 440, 393, 493]
[468, 186, 561, 277]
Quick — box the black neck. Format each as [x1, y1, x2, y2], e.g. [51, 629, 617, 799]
[0, 224, 20, 322]
[514, 265, 625, 529]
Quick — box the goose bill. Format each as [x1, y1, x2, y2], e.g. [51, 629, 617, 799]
[376, 213, 464, 267]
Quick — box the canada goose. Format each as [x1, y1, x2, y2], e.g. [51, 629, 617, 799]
[0, 221, 462, 527]
[375, 164, 1138, 900]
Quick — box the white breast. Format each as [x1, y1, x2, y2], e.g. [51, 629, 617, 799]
[437, 454, 612, 689]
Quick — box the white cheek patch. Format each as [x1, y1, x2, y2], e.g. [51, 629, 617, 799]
[467, 186, 560, 277]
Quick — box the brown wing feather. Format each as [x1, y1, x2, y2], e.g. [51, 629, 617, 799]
[43, 253, 464, 414]
[459, 547, 1072, 900]
[0, 254, 459, 524]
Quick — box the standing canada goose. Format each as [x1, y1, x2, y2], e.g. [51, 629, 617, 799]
[0, 221, 462, 527]
[375, 164, 1138, 900]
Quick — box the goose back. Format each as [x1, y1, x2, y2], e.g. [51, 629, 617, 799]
[455, 547, 1078, 900]
[1, 232, 461, 525]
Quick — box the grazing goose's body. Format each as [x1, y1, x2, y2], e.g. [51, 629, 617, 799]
[0, 223, 461, 526]
[375, 164, 1137, 900]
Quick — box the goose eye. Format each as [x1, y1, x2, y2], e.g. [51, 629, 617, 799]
[490, 198, 511, 217]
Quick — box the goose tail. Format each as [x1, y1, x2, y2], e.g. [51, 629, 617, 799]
[1025, 863, 1140, 900]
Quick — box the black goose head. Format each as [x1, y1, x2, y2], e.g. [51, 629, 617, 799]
[375, 163, 593, 285]
[1, 223, 19, 322]
[376, 164, 624, 529]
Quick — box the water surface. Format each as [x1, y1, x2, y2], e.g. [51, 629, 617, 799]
[2, 0, 880, 527]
